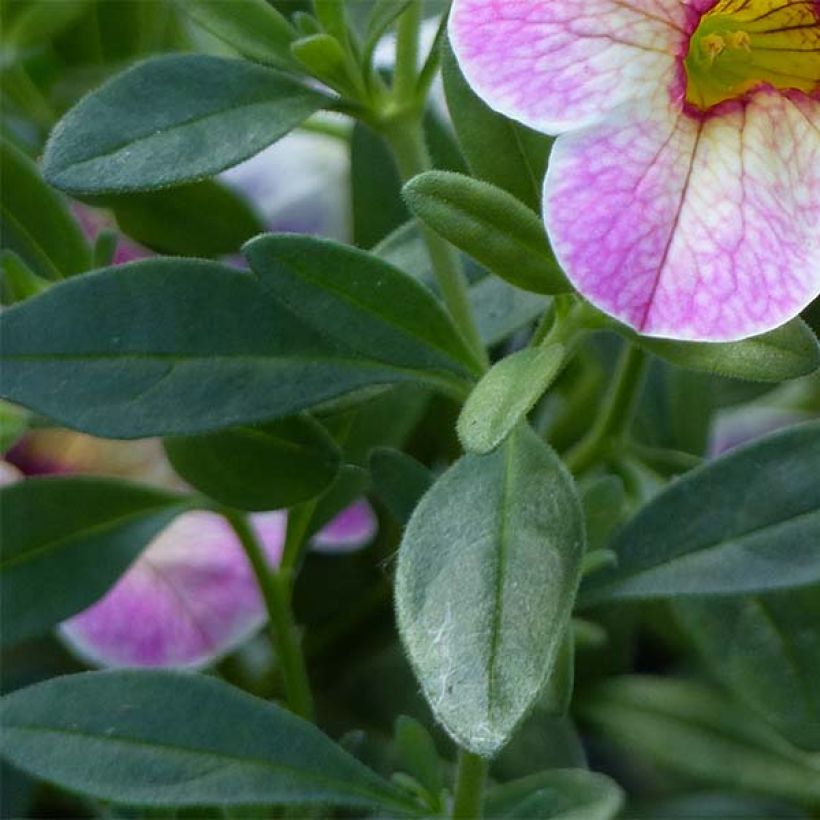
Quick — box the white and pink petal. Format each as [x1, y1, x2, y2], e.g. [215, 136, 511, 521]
[543, 90, 820, 341]
[449, 0, 689, 134]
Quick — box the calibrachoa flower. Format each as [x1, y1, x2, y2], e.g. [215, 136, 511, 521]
[450, 0, 820, 342]
[8, 432, 377, 668]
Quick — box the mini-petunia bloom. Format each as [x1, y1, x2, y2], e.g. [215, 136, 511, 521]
[9, 430, 378, 668]
[450, 0, 820, 342]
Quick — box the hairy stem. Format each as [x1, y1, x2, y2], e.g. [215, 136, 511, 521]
[451, 750, 488, 819]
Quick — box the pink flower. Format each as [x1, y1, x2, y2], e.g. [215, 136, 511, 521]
[450, 1, 820, 342]
[9, 431, 377, 668]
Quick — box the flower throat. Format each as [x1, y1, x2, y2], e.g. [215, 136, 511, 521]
[684, 0, 820, 110]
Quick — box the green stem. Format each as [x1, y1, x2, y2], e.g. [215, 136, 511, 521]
[225, 511, 315, 722]
[392, 0, 422, 104]
[384, 122, 488, 369]
[451, 750, 488, 819]
[565, 344, 648, 475]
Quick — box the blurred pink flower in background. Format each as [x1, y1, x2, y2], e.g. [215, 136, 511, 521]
[8, 430, 376, 669]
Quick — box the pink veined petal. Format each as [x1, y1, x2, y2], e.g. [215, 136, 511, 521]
[449, 0, 689, 134]
[311, 499, 377, 554]
[543, 89, 820, 342]
[59, 510, 285, 669]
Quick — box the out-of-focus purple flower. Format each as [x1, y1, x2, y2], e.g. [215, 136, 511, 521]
[0, 460, 23, 486]
[71, 202, 151, 265]
[9, 430, 377, 669]
[220, 130, 350, 241]
[709, 407, 810, 458]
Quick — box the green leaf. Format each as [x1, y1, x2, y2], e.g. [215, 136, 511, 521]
[362, 0, 412, 69]
[581, 677, 820, 806]
[0, 670, 419, 812]
[484, 769, 624, 820]
[369, 448, 433, 524]
[102, 179, 265, 258]
[458, 345, 565, 455]
[441, 38, 551, 213]
[394, 716, 443, 799]
[352, 123, 409, 249]
[0, 478, 190, 646]
[582, 422, 820, 604]
[243, 233, 483, 378]
[1, 251, 51, 305]
[1, 0, 91, 57]
[177, 0, 298, 71]
[164, 416, 341, 512]
[395, 424, 585, 757]
[43, 54, 329, 195]
[291, 33, 350, 88]
[674, 586, 820, 751]
[0, 138, 91, 280]
[0, 252, 474, 438]
[0, 401, 29, 454]
[631, 319, 820, 383]
[404, 172, 568, 295]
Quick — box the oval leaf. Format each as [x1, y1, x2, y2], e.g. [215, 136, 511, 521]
[43, 54, 329, 195]
[631, 319, 820, 383]
[0, 255, 472, 438]
[404, 171, 568, 295]
[395, 425, 585, 757]
[164, 416, 341, 512]
[673, 587, 820, 751]
[0, 670, 417, 812]
[0, 478, 190, 646]
[0, 138, 91, 280]
[581, 677, 820, 805]
[458, 344, 565, 455]
[582, 422, 820, 605]
[485, 770, 624, 820]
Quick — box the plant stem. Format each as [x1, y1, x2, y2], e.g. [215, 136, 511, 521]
[392, 0, 423, 104]
[225, 511, 315, 722]
[451, 750, 488, 819]
[384, 122, 488, 369]
[565, 343, 648, 475]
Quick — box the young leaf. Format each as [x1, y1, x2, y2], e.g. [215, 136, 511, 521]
[441, 38, 551, 213]
[103, 179, 264, 258]
[631, 319, 820, 383]
[581, 677, 820, 805]
[0, 478, 190, 646]
[243, 233, 483, 377]
[178, 0, 299, 71]
[458, 345, 565, 455]
[164, 416, 341, 512]
[395, 424, 585, 757]
[43, 55, 329, 195]
[484, 769, 624, 820]
[404, 172, 568, 295]
[673, 587, 820, 751]
[0, 138, 91, 280]
[0, 671, 419, 812]
[0, 256, 473, 438]
[581, 422, 820, 605]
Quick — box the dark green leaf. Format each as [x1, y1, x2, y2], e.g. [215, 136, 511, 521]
[165, 416, 341, 512]
[581, 677, 820, 805]
[458, 345, 565, 454]
[104, 179, 264, 258]
[395, 425, 585, 757]
[0, 138, 91, 280]
[243, 233, 483, 378]
[0, 670, 419, 811]
[582, 422, 820, 604]
[369, 448, 433, 524]
[43, 55, 329, 195]
[485, 769, 624, 819]
[352, 123, 409, 249]
[0, 251, 51, 305]
[178, 0, 298, 70]
[674, 586, 820, 751]
[0, 251, 474, 438]
[1, 0, 91, 57]
[394, 716, 442, 798]
[404, 172, 568, 294]
[0, 478, 190, 646]
[632, 319, 820, 383]
[472, 277, 548, 347]
[441, 38, 551, 213]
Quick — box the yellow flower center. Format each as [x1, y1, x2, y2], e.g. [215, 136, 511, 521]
[684, 0, 820, 110]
